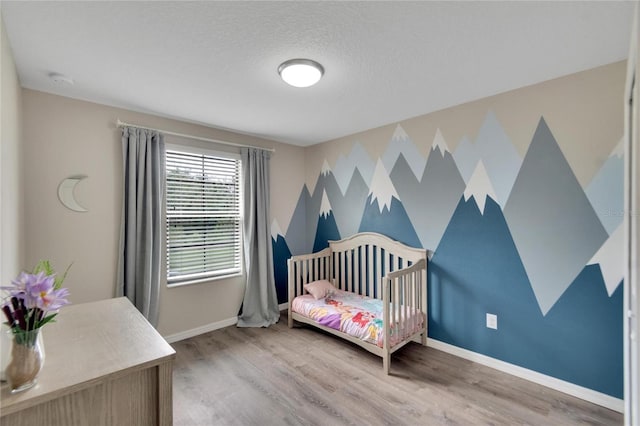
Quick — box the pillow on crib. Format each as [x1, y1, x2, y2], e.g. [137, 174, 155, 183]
[304, 280, 336, 300]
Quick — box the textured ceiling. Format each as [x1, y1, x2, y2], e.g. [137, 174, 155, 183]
[1, 1, 634, 146]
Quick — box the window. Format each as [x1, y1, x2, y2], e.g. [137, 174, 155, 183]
[165, 148, 242, 284]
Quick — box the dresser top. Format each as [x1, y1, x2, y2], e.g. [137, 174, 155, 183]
[1, 297, 176, 414]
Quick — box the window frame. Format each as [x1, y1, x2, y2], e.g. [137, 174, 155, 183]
[164, 144, 243, 287]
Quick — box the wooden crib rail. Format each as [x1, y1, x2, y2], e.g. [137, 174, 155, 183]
[329, 232, 426, 299]
[287, 248, 332, 327]
[329, 232, 426, 263]
[288, 248, 332, 294]
[382, 258, 427, 374]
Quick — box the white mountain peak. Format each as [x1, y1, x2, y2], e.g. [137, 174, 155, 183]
[432, 128, 450, 156]
[463, 161, 497, 214]
[321, 159, 332, 176]
[588, 222, 624, 296]
[611, 138, 624, 159]
[369, 159, 399, 213]
[271, 219, 283, 240]
[392, 124, 409, 141]
[319, 190, 332, 218]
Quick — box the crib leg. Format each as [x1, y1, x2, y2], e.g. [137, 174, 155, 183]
[421, 331, 427, 346]
[288, 313, 293, 328]
[383, 354, 390, 375]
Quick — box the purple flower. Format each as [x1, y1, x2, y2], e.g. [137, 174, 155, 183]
[1, 263, 71, 332]
[0, 271, 32, 294]
[22, 272, 68, 312]
[38, 287, 70, 311]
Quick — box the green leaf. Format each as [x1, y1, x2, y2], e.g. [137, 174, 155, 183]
[37, 313, 58, 328]
[31, 260, 73, 289]
[32, 260, 54, 276]
[55, 262, 73, 289]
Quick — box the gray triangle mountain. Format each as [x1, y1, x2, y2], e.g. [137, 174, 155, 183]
[390, 150, 465, 251]
[326, 168, 370, 239]
[504, 117, 608, 315]
[285, 185, 311, 256]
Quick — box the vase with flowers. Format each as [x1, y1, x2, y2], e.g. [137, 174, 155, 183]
[1, 261, 70, 393]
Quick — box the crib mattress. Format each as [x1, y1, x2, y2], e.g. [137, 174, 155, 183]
[291, 289, 423, 348]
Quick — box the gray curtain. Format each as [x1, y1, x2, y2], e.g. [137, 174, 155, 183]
[116, 127, 165, 327]
[237, 148, 280, 327]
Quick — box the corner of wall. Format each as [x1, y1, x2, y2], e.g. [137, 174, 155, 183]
[0, 12, 25, 284]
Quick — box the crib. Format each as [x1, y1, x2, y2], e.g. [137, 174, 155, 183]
[287, 232, 428, 374]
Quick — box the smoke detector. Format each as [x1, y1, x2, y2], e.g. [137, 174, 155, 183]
[48, 72, 74, 86]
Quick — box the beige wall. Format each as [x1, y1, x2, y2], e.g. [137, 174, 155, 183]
[1, 14, 24, 287]
[22, 89, 305, 336]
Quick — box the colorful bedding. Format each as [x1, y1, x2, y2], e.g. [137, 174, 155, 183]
[291, 289, 423, 348]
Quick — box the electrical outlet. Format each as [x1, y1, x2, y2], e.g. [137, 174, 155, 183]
[486, 313, 498, 330]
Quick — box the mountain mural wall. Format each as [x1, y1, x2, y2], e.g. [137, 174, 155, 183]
[453, 111, 521, 207]
[586, 139, 625, 236]
[390, 130, 465, 252]
[270, 64, 625, 399]
[430, 194, 622, 398]
[503, 118, 609, 315]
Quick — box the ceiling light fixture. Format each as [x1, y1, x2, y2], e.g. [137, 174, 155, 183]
[278, 59, 324, 88]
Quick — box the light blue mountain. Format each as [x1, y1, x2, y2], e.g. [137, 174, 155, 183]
[504, 117, 608, 315]
[333, 142, 375, 195]
[390, 149, 465, 252]
[326, 168, 369, 239]
[453, 135, 478, 184]
[474, 111, 521, 207]
[452, 111, 521, 207]
[382, 124, 426, 181]
[586, 139, 624, 235]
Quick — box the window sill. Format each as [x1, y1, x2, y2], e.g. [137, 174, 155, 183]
[166, 272, 243, 288]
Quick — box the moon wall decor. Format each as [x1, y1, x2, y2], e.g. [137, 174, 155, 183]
[57, 175, 88, 212]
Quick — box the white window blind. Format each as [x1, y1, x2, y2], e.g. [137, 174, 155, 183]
[166, 149, 242, 283]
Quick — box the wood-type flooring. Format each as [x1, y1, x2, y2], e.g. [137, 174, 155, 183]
[172, 312, 622, 425]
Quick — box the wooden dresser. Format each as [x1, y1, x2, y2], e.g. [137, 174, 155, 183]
[0, 297, 176, 425]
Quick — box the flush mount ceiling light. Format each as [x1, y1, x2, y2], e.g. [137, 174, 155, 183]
[278, 59, 324, 88]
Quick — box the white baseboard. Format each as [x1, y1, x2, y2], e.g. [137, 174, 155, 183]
[427, 339, 624, 413]
[163, 316, 238, 343]
[163, 305, 289, 343]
